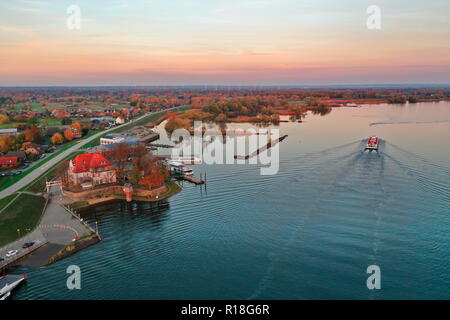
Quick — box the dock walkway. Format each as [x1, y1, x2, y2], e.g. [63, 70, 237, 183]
[180, 176, 205, 185]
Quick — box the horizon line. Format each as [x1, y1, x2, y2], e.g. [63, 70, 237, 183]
[1, 83, 449, 89]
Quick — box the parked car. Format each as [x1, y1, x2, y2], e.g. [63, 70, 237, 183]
[5, 250, 18, 258]
[21, 164, 29, 169]
[0, 257, 4, 262]
[22, 242, 35, 249]
[13, 171, 22, 175]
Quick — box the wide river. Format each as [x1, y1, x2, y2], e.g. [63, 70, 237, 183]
[13, 102, 450, 299]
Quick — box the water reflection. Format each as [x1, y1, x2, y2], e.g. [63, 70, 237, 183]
[80, 200, 171, 232]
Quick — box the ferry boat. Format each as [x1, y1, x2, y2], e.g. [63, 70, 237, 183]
[167, 161, 194, 176]
[182, 167, 194, 176]
[0, 274, 26, 300]
[365, 136, 380, 151]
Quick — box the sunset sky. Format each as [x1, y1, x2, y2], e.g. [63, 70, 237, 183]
[0, 0, 449, 86]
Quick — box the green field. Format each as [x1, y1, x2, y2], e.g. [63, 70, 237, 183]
[0, 150, 83, 246]
[0, 122, 25, 129]
[13, 102, 45, 112]
[0, 193, 17, 212]
[39, 118, 62, 126]
[0, 193, 46, 246]
[288, 100, 307, 105]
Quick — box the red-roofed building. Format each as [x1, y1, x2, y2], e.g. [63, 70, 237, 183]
[0, 156, 19, 169]
[68, 153, 116, 187]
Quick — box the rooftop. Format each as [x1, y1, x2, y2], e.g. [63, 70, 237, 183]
[71, 153, 113, 173]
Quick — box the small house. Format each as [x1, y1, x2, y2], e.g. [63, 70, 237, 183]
[0, 156, 19, 169]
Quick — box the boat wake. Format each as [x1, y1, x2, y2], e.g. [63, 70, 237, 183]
[248, 139, 449, 299]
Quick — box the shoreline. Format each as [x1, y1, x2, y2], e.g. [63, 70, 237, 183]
[66, 180, 182, 212]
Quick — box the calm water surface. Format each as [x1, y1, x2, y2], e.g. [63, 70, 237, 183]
[13, 102, 450, 299]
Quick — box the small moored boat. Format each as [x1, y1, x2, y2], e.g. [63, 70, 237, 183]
[169, 156, 202, 165]
[365, 136, 379, 151]
[167, 161, 194, 176]
[0, 274, 27, 300]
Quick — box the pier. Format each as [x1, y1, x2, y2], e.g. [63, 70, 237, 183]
[148, 143, 174, 148]
[234, 134, 288, 160]
[180, 175, 205, 185]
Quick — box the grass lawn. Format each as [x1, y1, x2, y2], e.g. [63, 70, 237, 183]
[0, 150, 83, 246]
[0, 122, 26, 129]
[31, 103, 45, 112]
[161, 180, 182, 198]
[39, 118, 62, 126]
[0, 193, 17, 212]
[0, 194, 46, 247]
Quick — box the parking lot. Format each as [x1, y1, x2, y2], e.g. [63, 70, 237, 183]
[0, 230, 47, 271]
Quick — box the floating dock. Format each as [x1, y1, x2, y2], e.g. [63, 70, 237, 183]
[139, 132, 160, 143]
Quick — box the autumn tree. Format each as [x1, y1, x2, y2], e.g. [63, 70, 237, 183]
[127, 165, 142, 185]
[0, 137, 8, 152]
[164, 116, 191, 133]
[139, 162, 166, 189]
[0, 114, 9, 124]
[24, 125, 41, 142]
[304, 96, 320, 107]
[104, 143, 133, 181]
[55, 160, 70, 187]
[51, 133, 64, 145]
[64, 128, 74, 141]
[289, 105, 308, 119]
[215, 113, 227, 122]
[71, 122, 82, 133]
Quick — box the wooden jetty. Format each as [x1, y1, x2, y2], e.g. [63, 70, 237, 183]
[234, 134, 288, 160]
[148, 143, 174, 148]
[181, 176, 205, 185]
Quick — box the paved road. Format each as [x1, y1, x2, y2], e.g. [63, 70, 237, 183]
[0, 111, 157, 199]
[0, 229, 47, 270]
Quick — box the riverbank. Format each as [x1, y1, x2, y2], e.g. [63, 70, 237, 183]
[45, 233, 101, 266]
